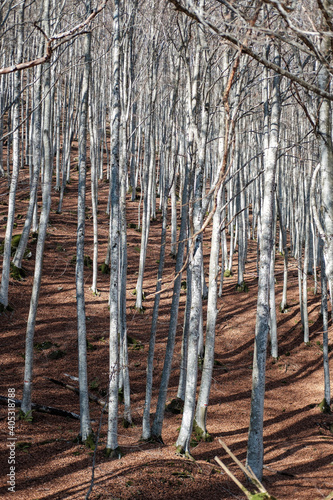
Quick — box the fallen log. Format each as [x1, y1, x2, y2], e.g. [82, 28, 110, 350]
[46, 377, 107, 407]
[0, 395, 80, 420]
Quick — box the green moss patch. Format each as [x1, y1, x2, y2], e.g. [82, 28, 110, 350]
[10, 263, 26, 281]
[235, 282, 249, 292]
[127, 335, 144, 350]
[319, 398, 331, 414]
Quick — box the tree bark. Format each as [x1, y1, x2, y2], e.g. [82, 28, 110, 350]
[246, 51, 280, 481]
[106, 0, 121, 457]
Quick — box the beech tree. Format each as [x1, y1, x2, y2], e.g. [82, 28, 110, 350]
[0, 0, 25, 308]
[106, 0, 121, 458]
[22, 0, 53, 415]
[76, 0, 93, 443]
[247, 50, 281, 479]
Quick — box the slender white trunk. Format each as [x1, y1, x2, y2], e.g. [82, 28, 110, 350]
[194, 185, 223, 438]
[22, 0, 51, 414]
[76, 19, 92, 442]
[13, 61, 42, 269]
[247, 54, 280, 481]
[0, 2, 24, 308]
[142, 159, 169, 440]
[318, 38, 333, 314]
[106, 0, 121, 456]
[151, 166, 189, 441]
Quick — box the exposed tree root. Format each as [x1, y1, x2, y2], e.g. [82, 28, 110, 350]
[104, 446, 122, 459]
[175, 445, 195, 460]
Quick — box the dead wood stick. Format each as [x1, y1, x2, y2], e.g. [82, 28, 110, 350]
[215, 439, 279, 499]
[214, 456, 252, 500]
[218, 438, 267, 493]
[0, 395, 80, 420]
[46, 377, 107, 407]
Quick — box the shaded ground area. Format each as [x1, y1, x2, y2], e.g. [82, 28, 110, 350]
[0, 166, 332, 500]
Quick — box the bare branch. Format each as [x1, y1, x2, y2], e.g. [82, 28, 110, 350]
[166, 0, 333, 101]
[0, 0, 109, 75]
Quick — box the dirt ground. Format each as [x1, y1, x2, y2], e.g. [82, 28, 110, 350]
[0, 165, 332, 500]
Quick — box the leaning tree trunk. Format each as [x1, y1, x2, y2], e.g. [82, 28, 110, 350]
[151, 165, 189, 442]
[21, 0, 51, 415]
[194, 184, 223, 439]
[0, 1, 24, 309]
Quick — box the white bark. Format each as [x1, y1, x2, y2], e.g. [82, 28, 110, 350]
[151, 165, 189, 441]
[106, 0, 121, 456]
[246, 54, 280, 481]
[76, 15, 92, 442]
[194, 184, 223, 438]
[0, 1, 24, 308]
[22, 0, 51, 415]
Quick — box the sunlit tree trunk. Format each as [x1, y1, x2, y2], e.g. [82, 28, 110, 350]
[318, 37, 333, 311]
[247, 52, 280, 481]
[76, 5, 92, 442]
[0, 1, 24, 308]
[194, 184, 223, 439]
[175, 15, 204, 454]
[21, 0, 51, 415]
[151, 164, 189, 441]
[142, 149, 169, 440]
[106, 0, 121, 458]
[13, 61, 42, 269]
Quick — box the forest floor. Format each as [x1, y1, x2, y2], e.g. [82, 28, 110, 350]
[0, 164, 333, 500]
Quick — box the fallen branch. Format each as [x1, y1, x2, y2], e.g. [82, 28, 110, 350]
[0, 395, 80, 420]
[46, 377, 107, 407]
[215, 439, 277, 500]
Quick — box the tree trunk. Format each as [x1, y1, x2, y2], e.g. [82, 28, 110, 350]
[151, 165, 189, 441]
[246, 52, 280, 481]
[194, 184, 223, 439]
[0, 1, 24, 308]
[106, 0, 121, 458]
[22, 0, 51, 415]
[76, 6, 92, 442]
